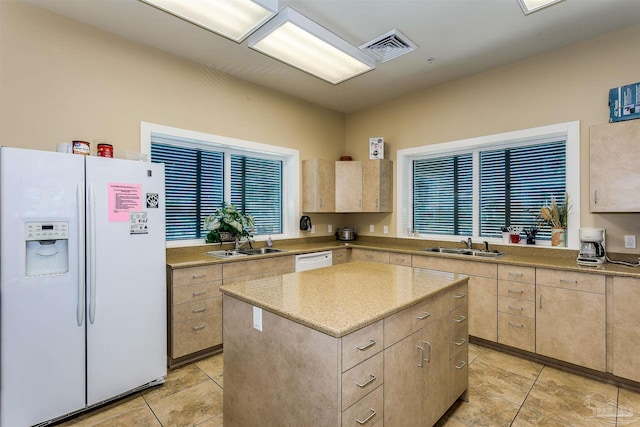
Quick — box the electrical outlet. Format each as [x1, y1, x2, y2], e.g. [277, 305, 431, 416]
[328, 224, 332, 233]
[624, 235, 636, 249]
[383, 225, 389, 234]
[311, 225, 316, 234]
[253, 306, 262, 331]
[369, 224, 374, 232]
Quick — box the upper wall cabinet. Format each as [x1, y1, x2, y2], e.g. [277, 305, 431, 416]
[302, 159, 393, 213]
[590, 120, 640, 212]
[302, 159, 335, 213]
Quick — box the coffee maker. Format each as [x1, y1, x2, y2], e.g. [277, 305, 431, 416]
[577, 227, 606, 266]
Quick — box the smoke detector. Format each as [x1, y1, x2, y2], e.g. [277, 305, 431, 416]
[359, 29, 417, 63]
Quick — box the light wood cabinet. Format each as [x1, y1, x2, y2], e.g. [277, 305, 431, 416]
[589, 120, 640, 212]
[336, 161, 363, 212]
[332, 248, 348, 264]
[612, 276, 640, 382]
[302, 159, 335, 213]
[350, 248, 390, 264]
[168, 264, 223, 367]
[535, 268, 606, 371]
[497, 265, 536, 352]
[362, 159, 392, 212]
[222, 255, 294, 284]
[412, 255, 498, 342]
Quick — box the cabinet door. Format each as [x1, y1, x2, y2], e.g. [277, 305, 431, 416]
[612, 276, 640, 382]
[590, 120, 640, 212]
[536, 284, 606, 371]
[384, 330, 423, 427]
[336, 161, 363, 212]
[362, 159, 392, 213]
[468, 276, 497, 341]
[302, 159, 335, 213]
[423, 316, 450, 426]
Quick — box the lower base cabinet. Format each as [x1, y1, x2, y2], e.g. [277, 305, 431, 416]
[612, 276, 640, 382]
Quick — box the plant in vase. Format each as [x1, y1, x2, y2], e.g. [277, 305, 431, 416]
[203, 203, 255, 244]
[538, 193, 570, 247]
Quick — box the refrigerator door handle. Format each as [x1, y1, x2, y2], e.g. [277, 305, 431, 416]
[77, 183, 85, 327]
[88, 183, 97, 324]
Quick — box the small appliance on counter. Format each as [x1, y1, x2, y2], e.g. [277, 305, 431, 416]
[577, 227, 606, 266]
[335, 227, 357, 241]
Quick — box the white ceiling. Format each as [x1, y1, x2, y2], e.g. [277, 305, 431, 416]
[24, 0, 640, 113]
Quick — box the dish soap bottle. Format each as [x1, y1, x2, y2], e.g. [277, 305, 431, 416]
[266, 236, 273, 247]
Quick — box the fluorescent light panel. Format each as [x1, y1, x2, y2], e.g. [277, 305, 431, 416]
[517, 0, 564, 15]
[248, 7, 375, 84]
[140, 0, 277, 42]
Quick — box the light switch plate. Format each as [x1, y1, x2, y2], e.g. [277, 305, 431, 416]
[253, 306, 262, 331]
[383, 225, 389, 234]
[328, 224, 332, 233]
[369, 224, 374, 232]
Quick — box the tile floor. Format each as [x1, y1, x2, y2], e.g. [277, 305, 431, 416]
[58, 343, 640, 426]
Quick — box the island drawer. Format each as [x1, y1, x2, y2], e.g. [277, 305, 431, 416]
[171, 313, 222, 359]
[172, 280, 221, 305]
[536, 268, 605, 294]
[449, 345, 468, 402]
[333, 248, 348, 264]
[498, 313, 535, 352]
[173, 296, 222, 322]
[342, 320, 383, 372]
[384, 292, 447, 348]
[449, 283, 468, 312]
[172, 264, 222, 286]
[341, 385, 383, 427]
[498, 296, 535, 318]
[450, 306, 468, 334]
[498, 265, 535, 283]
[498, 280, 535, 301]
[342, 352, 384, 410]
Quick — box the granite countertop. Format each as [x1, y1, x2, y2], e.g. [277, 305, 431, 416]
[220, 261, 468, 338]
[167, 237, 640, 278]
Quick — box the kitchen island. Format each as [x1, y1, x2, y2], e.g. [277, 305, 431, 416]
[221, 261, 469, 427]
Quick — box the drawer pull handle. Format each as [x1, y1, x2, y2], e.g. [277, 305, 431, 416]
[454, 315, 466, 323]
[192, 291, 206, 297]
[424, 340, 432, 362]
[417, 345, 425, 368]
[356, 339, 377, 351]
[416, 312, 431, 320]
[192, 324, 206, 331]
[560, 279, 578, 284]
[455, 360, 467, 369]
[356, 374, 377, 388]
[507, 289, 524, 294]
[455, 338, 467, 346]
[508, 272, 524, 278]
[191, 274, 206, 279]
[454, 293, 466, 299]
[509, 321, 524, 328]
[508, 305, 523, 311]
[192, 307, 207, 313]
[355, 409, 376, 425]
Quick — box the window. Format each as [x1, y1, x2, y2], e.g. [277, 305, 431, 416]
[141, 122, 299, 245]
[398, 122, 580, 248]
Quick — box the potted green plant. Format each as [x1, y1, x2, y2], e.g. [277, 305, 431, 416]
[538, 193, 570, 247]
[204, 203, 255, 244]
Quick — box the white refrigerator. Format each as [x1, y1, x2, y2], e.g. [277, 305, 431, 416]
[0, 147, 167, 427]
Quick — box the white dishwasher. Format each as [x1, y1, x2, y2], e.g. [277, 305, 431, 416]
[295, 251, 333, 272]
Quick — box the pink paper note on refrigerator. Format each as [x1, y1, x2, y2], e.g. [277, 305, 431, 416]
[108, 183, 142, 222]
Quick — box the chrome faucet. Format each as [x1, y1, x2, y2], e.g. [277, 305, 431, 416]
[235, 237, 254, 251]
[461, 237, 472, 249]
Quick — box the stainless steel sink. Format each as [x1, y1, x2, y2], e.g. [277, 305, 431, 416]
[205, 250, 249, 259]
[206, 247, 288, 258]
[423, 247, 504, 257]
[239, 247, 288, 255]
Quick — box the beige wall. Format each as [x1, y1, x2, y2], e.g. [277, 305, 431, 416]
[0, 1, 345, 237]
[345, 24, 640, 253]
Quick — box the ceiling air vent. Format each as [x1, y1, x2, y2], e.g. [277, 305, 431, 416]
[359, 29, 417, 63]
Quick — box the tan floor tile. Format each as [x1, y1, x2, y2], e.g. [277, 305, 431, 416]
[60, 395, 148, 426]
[195, 353, 224, 380]
[196, 413, 224, 427]
[535, 366, 618, 402]
[148, 380, 223, 427]
[617, 387, 640, 425]
[468, 359, 535, 405]
[448, 392, 520, 426]
[523, 380, 609, 426]
[142, 363, 210, 404]
[92, 406, 161, 427]
[468, 343, 485, 363]
[475, 348, 543, 380]
[511, 406, 574, 426]
[212, 374, 223, 388]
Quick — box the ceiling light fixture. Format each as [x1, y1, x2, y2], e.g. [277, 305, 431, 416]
[248, 7, 376, 85]
[517, 0, 564, 15]
[139, 0, 278, 43]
